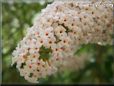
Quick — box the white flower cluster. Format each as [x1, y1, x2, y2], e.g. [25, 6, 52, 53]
[12, 0, 113, 83]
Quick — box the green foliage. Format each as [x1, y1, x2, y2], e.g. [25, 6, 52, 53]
[39, 46, 52, 61]
[2, 1, 114, 84]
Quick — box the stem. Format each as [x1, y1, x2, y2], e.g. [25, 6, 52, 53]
[93, 45, 106, 83]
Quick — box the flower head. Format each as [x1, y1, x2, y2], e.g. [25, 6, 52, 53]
[12, 0, 113, 83]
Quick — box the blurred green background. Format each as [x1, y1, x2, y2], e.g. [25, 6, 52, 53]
[2, 0, 114, 84]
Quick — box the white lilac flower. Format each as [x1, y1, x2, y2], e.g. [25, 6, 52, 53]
[12, 0, 113, 83]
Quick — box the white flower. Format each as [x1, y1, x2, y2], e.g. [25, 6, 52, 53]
[12, 0, 113, 83]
